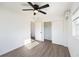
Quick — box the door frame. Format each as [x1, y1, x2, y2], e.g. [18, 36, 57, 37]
[44, 21, 52, 42]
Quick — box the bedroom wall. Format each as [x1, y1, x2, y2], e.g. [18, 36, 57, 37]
[67, 3, 79, 57]
[51, 17, 68, 47]
[0, 6, 31, 55]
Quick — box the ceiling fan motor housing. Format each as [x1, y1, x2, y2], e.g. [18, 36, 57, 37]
[34, 4, 39, 10]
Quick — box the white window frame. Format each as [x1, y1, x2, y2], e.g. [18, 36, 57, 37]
[72, 17, 79, 39]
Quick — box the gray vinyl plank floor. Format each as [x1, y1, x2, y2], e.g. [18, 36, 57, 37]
[0, 40, 70, 57]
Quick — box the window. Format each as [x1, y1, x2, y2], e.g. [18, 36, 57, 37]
[72, 17, 79, 38]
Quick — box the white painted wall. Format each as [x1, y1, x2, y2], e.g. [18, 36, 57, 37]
[67, 3, 79, 57]
[0, 7, 31, 55]
[52, 18, 67, 47]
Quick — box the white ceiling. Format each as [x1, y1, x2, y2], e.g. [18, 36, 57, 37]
[0, 2, 72, 20]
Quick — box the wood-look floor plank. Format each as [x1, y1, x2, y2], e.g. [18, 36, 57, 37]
[0, 40, 70, 57]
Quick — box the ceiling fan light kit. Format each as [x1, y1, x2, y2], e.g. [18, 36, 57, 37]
[34, 10, 38, 13]
[22, 2, 49, 15]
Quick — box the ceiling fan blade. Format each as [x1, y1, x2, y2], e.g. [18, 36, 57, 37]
[22, 9, 33, 11]
[28, 2, 35, 8]
[39, 4, 49, 9]
[39, 10, 47, 14]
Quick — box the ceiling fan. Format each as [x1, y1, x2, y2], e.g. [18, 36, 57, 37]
[22, 2, 49, 15]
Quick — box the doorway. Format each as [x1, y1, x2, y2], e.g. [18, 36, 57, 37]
[44, 22, 52, 42]
[31, 22, 35, 40]
[31, 21, 44, 41]
[31, 21, 52, 42]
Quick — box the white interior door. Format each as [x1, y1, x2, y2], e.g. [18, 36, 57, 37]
[31, 22, 35, 38]
[44, 22, 52, 41]
[35, 21, 44, 41]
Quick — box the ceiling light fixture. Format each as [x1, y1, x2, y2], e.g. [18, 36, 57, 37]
[34, 10, 38, 13]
